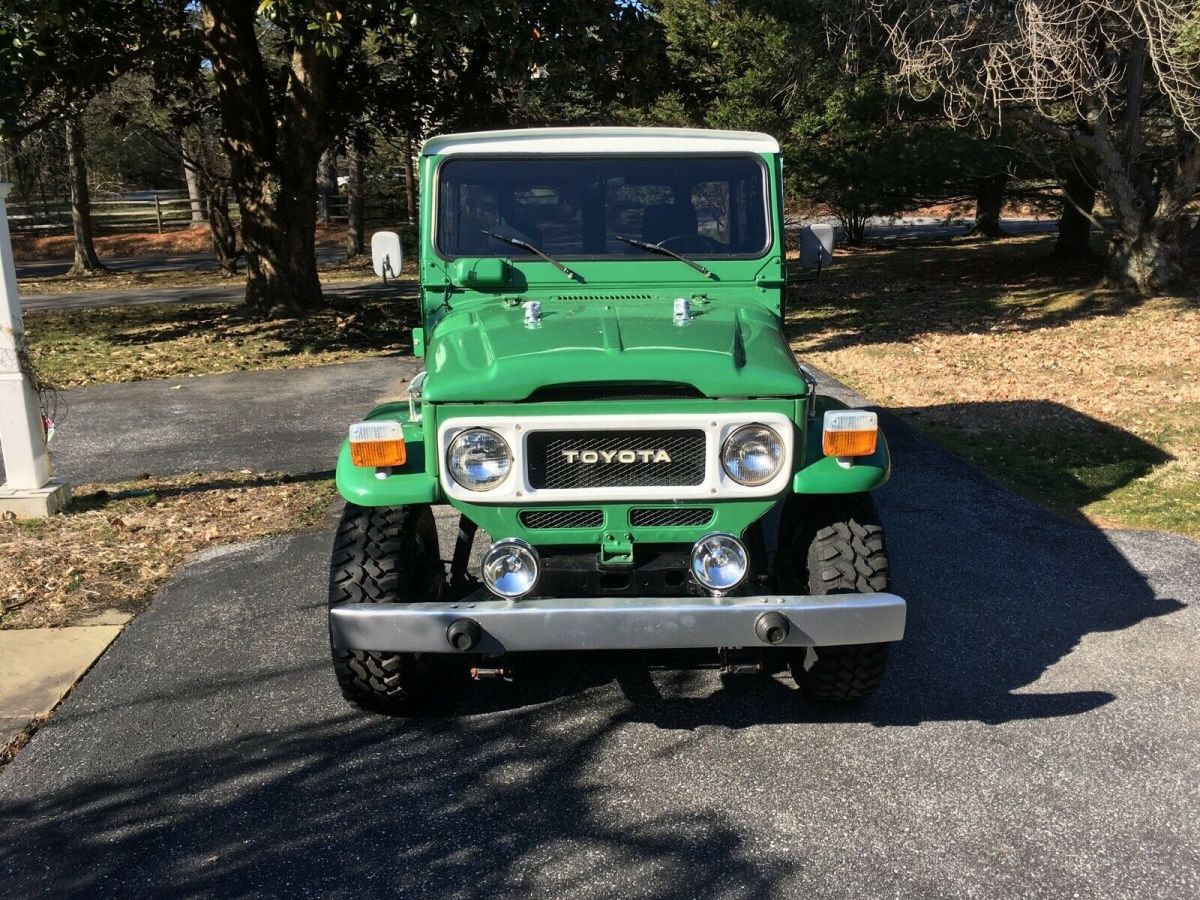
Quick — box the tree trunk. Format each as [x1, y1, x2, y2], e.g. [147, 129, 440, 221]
[202, 0, 335, 317]
[1108, 225, 1181, 292]
[64, 119, 104, 276]
[237, 162, 323, 316]
[182, 138, 208, 225]
[839, 211, 867, 245]
[1097, 136, 1199, 293]
[402, 133, 416, 226]
[317, 147, 338, 226]
[1055, 164, 1096, 259]
[969, 172, 1007, 238]
[208, 183, 239, 277]
[346, 131, 365, 258]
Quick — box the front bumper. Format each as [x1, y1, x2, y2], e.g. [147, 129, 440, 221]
[329, 592, 906, 655]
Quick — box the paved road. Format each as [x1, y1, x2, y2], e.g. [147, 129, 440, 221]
[15, 247, 345, 280]
[0, 358, 421, 486]
[18, 276, 415, 314]
[1, 367, 1196, 896]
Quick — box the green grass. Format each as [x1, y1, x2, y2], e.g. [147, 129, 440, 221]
[918, 423, 1198, 534]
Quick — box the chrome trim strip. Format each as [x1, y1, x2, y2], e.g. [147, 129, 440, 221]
[329, 592, 906, 654]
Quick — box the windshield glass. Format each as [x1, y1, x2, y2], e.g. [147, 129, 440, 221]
[435, 155, 770, 260]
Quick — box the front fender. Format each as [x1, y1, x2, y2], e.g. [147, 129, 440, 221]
[335, 404, 441, 507]
[792, 397, 891, 494]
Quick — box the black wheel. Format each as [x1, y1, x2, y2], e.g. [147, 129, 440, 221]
[328, 503, 446, 714]
[774, 494, 892, 702]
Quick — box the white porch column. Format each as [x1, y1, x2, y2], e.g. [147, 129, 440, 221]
[0, 182, 70, 517]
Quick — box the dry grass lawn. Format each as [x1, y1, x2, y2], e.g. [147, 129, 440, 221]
[15, 256, 406, 297]
[0, 472, 336, 629]
[25, 287, 420, 387]
[788, 233, 1200, 536]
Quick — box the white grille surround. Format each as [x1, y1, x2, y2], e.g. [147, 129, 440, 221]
[438, 412, 795, 504]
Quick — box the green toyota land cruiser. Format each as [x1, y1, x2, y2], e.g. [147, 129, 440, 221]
[328, 127, 905, 714]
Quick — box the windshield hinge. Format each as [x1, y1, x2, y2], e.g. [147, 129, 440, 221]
[406, 371, 428, 422]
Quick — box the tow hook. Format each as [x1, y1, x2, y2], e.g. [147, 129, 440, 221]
[719, 648, 764, 675]
[446, 618, 482, 652]
[754, 611, 791, 645]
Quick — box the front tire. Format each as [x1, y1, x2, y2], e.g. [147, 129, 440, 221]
[328, 503, 445, 714]
[775, 494, 892, 702]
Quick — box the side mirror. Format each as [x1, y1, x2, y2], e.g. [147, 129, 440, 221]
[371, 231, 404, 282]
[798, 224, 834, 270]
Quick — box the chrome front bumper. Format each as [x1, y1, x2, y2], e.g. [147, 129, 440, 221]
[329, 592, 906, 655]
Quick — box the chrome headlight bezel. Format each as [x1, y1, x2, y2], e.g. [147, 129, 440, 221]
[720, 423, 785, 487]
[446, 427, 513, 492]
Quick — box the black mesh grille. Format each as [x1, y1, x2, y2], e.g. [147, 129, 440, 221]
[629, 507, 714, 528]
[527, 430, 706, 490]
[519, 509, 604, 529]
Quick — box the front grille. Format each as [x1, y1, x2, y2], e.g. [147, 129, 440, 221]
[527, 429, 706, 490]
[629, 507, 714, 528]
[519, 509, 604, 529]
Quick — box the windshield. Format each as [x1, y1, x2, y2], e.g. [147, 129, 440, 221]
[435, 155, 770, 260]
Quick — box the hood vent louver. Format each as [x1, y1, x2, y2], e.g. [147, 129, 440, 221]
[527, 383, 705, 402]
[551, 293, 654, 301]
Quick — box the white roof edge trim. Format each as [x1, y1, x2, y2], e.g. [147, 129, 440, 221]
[422, 127, 780, 157]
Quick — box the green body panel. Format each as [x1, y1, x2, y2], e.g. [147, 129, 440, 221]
[335, 141, 889, 526]
[421, 295, 806, 403]
[334, 403, 441, 507]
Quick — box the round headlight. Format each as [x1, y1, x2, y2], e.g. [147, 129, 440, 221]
[447, 428, 511, 491]
[690, 533, 749, 594]
[482, 538, 540, 599]
[721, 424, 784, 486]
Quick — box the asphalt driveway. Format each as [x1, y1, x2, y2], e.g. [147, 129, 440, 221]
[2, 378, 1196, 896]
[1, 358, 421, 486]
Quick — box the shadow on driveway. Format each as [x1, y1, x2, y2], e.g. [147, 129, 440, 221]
[0, 401, 1193, 895]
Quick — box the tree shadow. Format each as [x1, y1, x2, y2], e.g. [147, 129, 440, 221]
[783, 234, 1195, 355]
[0, 689, 791, 897]
[31, 283, 421, 357]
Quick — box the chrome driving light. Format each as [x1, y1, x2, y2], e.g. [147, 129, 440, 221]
[481, 538, 540, 599]
[721, 424, 784, 486]
[447, 428, 512, 491]
[690, 533, 749, 595]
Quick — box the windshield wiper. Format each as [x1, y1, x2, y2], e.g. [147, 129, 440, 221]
[613, 235, 714, 279]
[480, 229, 579, 281]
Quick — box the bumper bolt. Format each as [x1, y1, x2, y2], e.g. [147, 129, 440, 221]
[446, 618, 483, 652]
[754, 611, 791, 645]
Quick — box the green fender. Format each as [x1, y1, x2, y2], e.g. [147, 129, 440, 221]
[791, 396, 891, 494]
[335, 403, 442, 507]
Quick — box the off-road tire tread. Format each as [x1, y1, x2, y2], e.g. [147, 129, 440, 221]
[778, 495, 893, 702]
[328, 503, 440, 714]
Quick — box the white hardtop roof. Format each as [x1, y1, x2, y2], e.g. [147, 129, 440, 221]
[421, 127, 780, 156]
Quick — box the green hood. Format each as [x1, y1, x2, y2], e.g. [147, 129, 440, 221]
[422, 297, 807, 402]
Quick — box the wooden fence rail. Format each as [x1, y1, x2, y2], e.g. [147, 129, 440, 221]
[6, 192, 411, 233]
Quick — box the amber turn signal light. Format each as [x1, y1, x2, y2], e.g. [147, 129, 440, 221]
[822, 410, 878, 458]
[348, 421, 407, 468]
